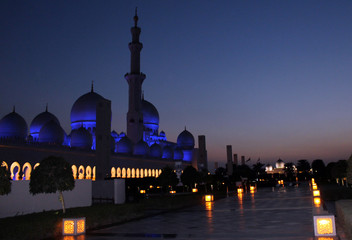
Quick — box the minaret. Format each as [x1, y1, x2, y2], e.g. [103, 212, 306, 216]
[125, 9, 146, 144]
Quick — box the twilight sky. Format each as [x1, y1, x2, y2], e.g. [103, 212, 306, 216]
[1, 0, 352, 169]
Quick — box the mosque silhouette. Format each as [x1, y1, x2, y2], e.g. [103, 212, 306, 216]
[0, 12, 208, 181]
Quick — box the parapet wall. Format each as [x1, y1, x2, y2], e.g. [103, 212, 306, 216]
[0, 179, 92, 218]
[335, 199, 352, 239]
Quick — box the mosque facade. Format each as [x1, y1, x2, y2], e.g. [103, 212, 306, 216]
[0, 12, 208, 181]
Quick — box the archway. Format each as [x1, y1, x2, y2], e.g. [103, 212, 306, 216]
[111, 167, 116, 178]
[148, 169, 152, 177]
[136, 168, 139, 178]
[10, 162, 20, 180]
[140, 168, 144, 178]
[144, 169, 148, 177]
[127, 168, 131, 178]
[152, 169, 155, 177]
[78, 165, 85, 179]
[93, 166, 96, 181]
[155, 169, 159, 178]
[122, 168, 126, 178]
[72, 165, 78, 179]
[86, 166, 92, 179]
[22, 162, 32, 180]
[33, 163, 40, 169]
[1, 161, 8, 170]
[116, 167, 121, 178]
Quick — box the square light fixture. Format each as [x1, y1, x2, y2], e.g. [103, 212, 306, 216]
[314, 197, 321, 206]
[313, 190, 320, 197]
[63, 218, 86, 236]
[169, 190, 176, 194]
[205, 194, 214, 202]
[140, 190, 146, 194]
[237, 188, 243, 194]
[313, 215, 336, 237]
[192, 188, 198, 193]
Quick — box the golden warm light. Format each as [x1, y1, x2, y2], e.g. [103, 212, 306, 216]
[314, 197, 321, 205]
[63, 218, 86, 236]
[205, 195, 214, 202]
[313, 215, 336, 237]
[312, 184, 318, 190]
[250, 186, 255, 191]
[192, 188, 198, 193]
[237, 188, 243, 194]
[313, 190, 320, 197]
[140, 190, 146, 194]
[169, 190, 176, 194]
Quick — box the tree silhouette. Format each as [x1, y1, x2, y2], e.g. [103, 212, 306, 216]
[312, 159, 327, 182]
[284, 162, 295, 182]
[30, 156, 75, 214]
[0, 162, 11, 195]
[347, 155, 352, 186]
[297, 159, 311, 181]
[181, 165, 200, 188]
[157, 166, 179, 191]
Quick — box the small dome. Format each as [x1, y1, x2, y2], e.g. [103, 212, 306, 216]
[116, 136, 133, 154]
[162, 145, 174, 159]
[111, 130, 119, 141]
[30, 108, 60, 139]
[150, 143, 162, 158]
[70, 89, 105, 129]
[38, 120, 65, 145]
[276, 159, 284, 169]
[70, 127, 92, 149]
[177, 128, 195, 150]
[0, 110, 28, 140]
[159, 131, 165, 137]
[133, 140, 150, 156]
[173, 147, 184, 160]
[119, 132, 126, 138]
[142, 99, 159, 131]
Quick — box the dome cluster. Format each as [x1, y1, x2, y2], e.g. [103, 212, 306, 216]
[0, 87, 196, 161]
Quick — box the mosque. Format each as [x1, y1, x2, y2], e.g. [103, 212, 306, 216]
[0, 12, 208, 181]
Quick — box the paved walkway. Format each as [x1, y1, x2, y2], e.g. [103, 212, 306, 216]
[77, 184, 340, 240]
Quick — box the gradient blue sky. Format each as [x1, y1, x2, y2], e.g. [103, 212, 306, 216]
[1, 0, 352, 169]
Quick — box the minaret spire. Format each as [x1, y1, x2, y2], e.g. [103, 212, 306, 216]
[125, 10, 146, 144]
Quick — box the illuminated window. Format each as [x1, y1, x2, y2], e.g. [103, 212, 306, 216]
[116, 167, 121, 178]
[22, 162, 32, 180]
[63, 218, 86, 236]
[86, 166, 92, 179]
[78, 165, 85, 179]
[131, 168, 135, 178]
[127, 168, 131, 178]
[136, 168, 139, 178]
[122, 168, 126, 178]
[111, 167, 116, 178]
[10, 162, 20, 180]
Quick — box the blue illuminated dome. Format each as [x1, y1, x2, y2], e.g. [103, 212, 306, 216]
[0, 109, 28, 140]
[150, 143, 162, 158]
[30, 108, 60, 140]
[38, 120, 66, 145]
[173, 147, 184, 160]
[116, 136, 133, 154]
[70, 126, 92, 149]
[133, 140, 150, 156]
[70, 87, 105, 130]
[142, 99, 159, 131]
[177, 128, 195, 150]
[111, 130, 119, 142]
[162, 145, 174, 159]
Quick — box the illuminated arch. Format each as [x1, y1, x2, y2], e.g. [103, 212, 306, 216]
[1, 161, 8, 170]
[111, 167, 116, 178]
[93, 166, 96, 181]
[140, 168, 143, 178]
[34, 163, 40, 169]
[136, 168, 139, 178]
[10, 162, 20, 180]
[148, 169, 152, 177]
[159, 169, 162, 175]
[72, 165, 78, 179]
[152, 169, 155, 177]
[155, 169, 159, 178]
[144, 169, 148, 177]
[22, 162, 32, 180]
[131, 168, 135, 178]
[122, 168, 126, 178]
[127, 168, 131, 178]
[78, 165, 85, 179]
[116, 167, 121, 178]
[86, 166, 92, 179]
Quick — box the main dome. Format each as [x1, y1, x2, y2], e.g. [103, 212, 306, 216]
[0, 110, 28, 140]
[142, 99, 159, 131]
[70, 89, 105, 128]
[30, 108, 60, 139]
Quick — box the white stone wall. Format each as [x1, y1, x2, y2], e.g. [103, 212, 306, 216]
[0, 180, 92, 218]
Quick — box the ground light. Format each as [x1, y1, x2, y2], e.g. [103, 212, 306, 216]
[169, 190, 176, 194]
[314, 197, 321, 206]
[192, 188, 198, 193]
[237, 188, 243, 194]
[140, 190, 146, 194]
[312, 184, 318, 190]
[63, 218, 86, 236]
[205, 194, 214, 202]
[313, 190, 320, 197]
[313, 215, 336, 237]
